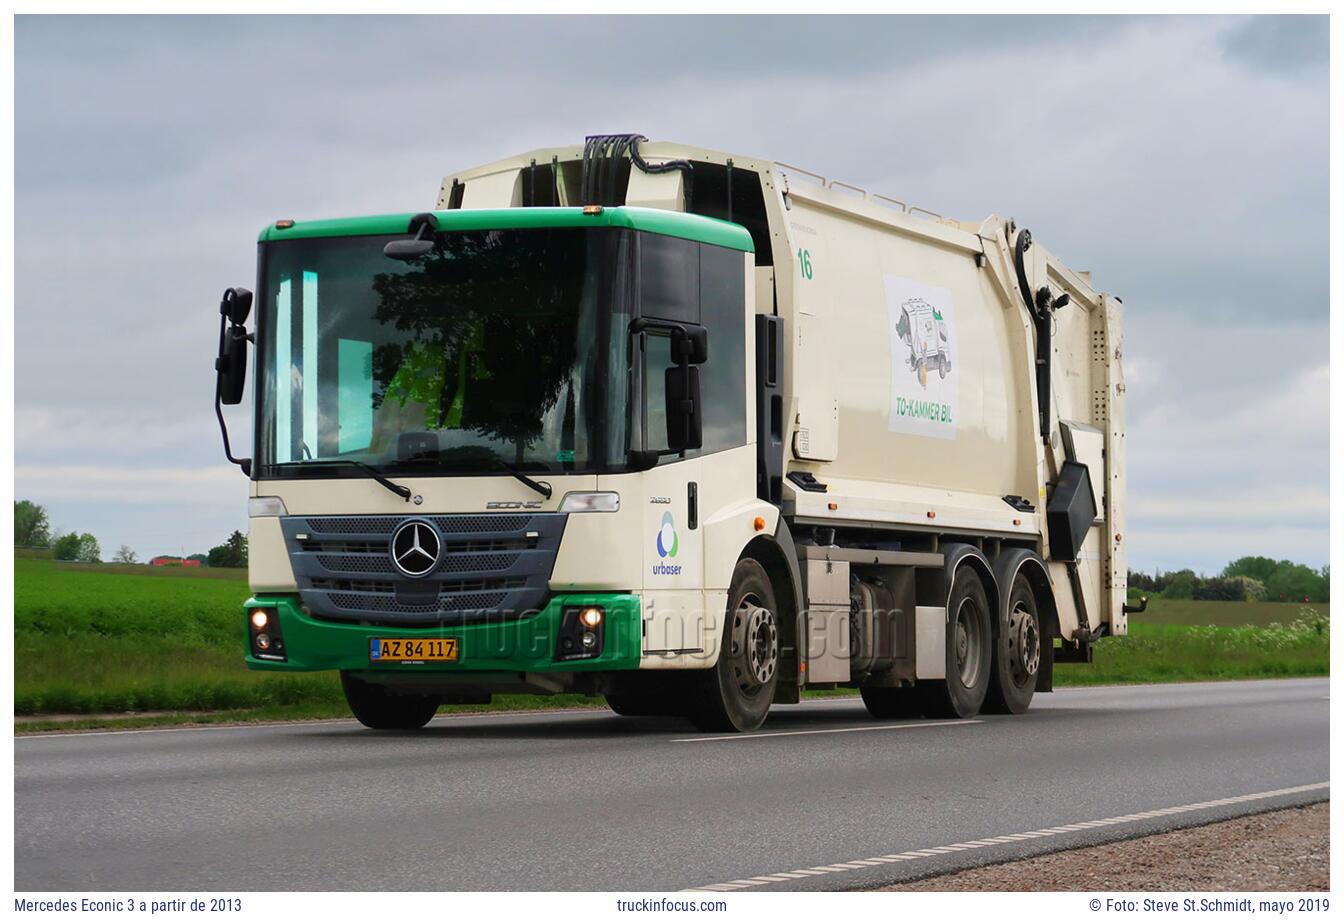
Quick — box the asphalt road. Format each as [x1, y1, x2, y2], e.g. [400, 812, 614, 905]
[14, 678, 1329, 891]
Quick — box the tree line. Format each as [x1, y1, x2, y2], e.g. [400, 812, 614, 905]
[14, 500, 248, 569]
[1129, 556, 1330, 603]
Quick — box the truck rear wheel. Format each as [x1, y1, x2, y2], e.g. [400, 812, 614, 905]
[920, 566, 993, 718]
[688, 558, 780, 732]
[340, 671, 440, 730]
[982, 573, 1042, 714]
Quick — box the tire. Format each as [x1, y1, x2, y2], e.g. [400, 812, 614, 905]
[982, 572, 1043, 714]
[340, 671, 440, 730]
[920, 566, 993, 719]
[687, 558, 781, 732]
[860, 685, 923, 720]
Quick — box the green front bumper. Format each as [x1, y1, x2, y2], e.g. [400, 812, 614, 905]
[243, 593, 641, 673]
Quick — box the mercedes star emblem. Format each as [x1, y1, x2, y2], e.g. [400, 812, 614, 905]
[389, 519, 441, 578]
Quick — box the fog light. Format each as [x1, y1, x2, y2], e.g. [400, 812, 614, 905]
[557, 604, 605, 661]
[250, 610, 269, 629]
[255, 633, 271, 650]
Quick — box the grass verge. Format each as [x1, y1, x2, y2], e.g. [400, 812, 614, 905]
[1055, 616, 1329, 686]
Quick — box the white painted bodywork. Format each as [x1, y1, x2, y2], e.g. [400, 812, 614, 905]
[437, 140, 1128, 640]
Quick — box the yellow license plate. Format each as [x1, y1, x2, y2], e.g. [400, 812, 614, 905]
[370, 637, 459, 663]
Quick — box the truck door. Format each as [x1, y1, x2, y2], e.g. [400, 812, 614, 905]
[637, 330, 707, 654]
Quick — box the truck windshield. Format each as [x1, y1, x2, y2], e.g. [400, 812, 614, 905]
[255, 227, 634, 478]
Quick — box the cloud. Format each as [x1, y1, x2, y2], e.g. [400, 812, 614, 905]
[1219, 15, 1329, 75]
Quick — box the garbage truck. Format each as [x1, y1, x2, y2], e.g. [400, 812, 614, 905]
[212, 134, 1134, 732]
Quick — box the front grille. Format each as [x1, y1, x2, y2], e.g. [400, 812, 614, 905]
[316, 554, 394, 574]
[281, 513, 567, 626]
[303, 515, 530, 535]
[329, 591, 509, 614]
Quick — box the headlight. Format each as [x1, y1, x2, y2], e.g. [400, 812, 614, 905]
[558, 491, 620, 513]
[248, 496, 288, 518]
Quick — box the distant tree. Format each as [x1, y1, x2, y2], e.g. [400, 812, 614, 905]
[52, 532, 82, 561]
[207, 530, 249, 569]
[1129, 561, 1326, 603]
[14, 500, 51, 547]
[112, 545, 138, 565]
[76, 534, 102, 564]
[1224, 575, 1267, 602]
[1127, 568, 1158, 592]
[1164, 570, 1196, 600]
[187, 553, 209, 564]
[1221, 556, 1283, 584]
[1266, 563, 1328, 603]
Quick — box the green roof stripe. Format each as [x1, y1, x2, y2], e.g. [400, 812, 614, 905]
[257, 206, 754, 252]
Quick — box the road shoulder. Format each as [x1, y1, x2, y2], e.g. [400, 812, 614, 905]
[881, 803, 1329, 891]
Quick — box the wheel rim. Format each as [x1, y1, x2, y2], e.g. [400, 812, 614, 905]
[730, 596, 778, 694]
[1006, 600, 1041, 688]
[954, 596, 985, 689]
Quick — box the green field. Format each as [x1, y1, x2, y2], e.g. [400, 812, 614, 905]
[11, 557, 1330, 728]
[1127, 596, 1328, 628]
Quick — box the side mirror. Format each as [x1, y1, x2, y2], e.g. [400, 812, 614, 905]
[220, 286, 252, 325]
[214, 286, 253, 474]
[216, 324, 248, 405]
[665, 365, 702, 451]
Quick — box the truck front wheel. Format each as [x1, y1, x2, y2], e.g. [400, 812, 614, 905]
[688, 558, 780, 732]
[340, 671, 440, 730]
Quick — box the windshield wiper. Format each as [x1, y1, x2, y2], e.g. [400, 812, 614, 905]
[488, 457, 553, 499]
[290, 459, 412, 502]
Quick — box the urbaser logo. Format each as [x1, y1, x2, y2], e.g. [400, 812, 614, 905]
[652, 511, 682, 575]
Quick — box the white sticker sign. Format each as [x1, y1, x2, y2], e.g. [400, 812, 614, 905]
[885, 275, 958, 439]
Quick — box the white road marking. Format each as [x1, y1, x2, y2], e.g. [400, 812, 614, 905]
[683, 781, 1330, 891]
[671, 719, 981, 743]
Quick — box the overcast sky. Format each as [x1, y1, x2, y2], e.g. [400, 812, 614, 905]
[14, 14, 1329, 573]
